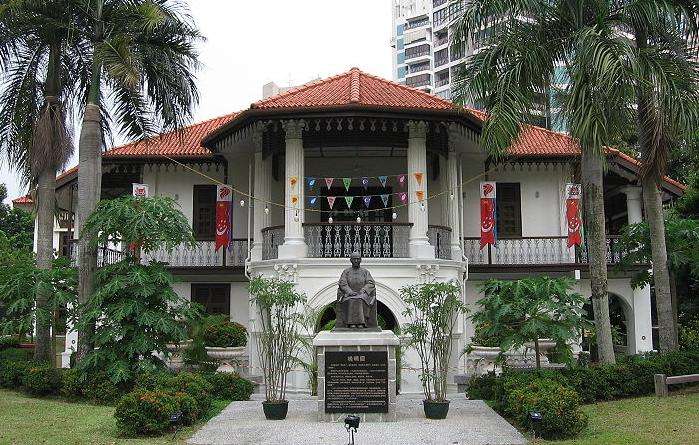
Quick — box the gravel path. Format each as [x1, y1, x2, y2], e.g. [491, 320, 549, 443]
[187, 395, 527, 445]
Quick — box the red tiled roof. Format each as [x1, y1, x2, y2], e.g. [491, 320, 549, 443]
[104, 112, 237, 159]
[252, 67, 456, 111]
[12, 195, 32, 204]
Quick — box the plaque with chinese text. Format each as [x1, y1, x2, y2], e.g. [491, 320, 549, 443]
[325, 351, 388, 413]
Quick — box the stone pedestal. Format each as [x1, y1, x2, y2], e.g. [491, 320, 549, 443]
[313, 330, 399, 422]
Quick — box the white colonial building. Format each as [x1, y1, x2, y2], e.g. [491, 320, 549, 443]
[33, 68, 684, 393]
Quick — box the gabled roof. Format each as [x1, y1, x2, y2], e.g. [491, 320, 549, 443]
[12, 195, 32, 204]
[253, 67, 455, 111]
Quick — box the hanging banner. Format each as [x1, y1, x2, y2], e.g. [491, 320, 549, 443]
[565, 183, 583, 247]
[378, 176, 388, 188]
[414, 172, 424, 186]
[479, 181, 497, 250]
[215, 185, 233, 252]
[325, 178, 334, 189]
[344, 196, 354, 208]
[415, 190, 425, 201]
[399, 192, 407, 203]
[308, 196, 318, 207]
[327, 196, 336, 209]
[361, 177, 369, 190]
[307, 177, 316, 189]
[132, 183, 149, 198]
[343, 178, 352, 191]
[398, 175, 406, 188]
[380, 194, 390, 207]
[363, 196, 372, 207]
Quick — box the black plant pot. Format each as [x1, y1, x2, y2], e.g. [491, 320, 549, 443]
[262, 400, 289, 420]
[423, 399, 450, 419]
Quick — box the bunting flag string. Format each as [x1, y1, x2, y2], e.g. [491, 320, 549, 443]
[290, 176, 298, 188]
[398, 175, 406, 188]
[327, 196, 336, 209]
[399, 192, 407, 203]
[361, 177, 369, 190]
[344, 196, 354, 208]
[415, 190, 425, 201]
[342, 178, 352, 191]
[308, 196, 318, 207]
[291, 195, 299, 206]
[414, 172, 423, 186]
[378, 176, 388, 188]
[363, 196, 372, 207]
[325, 178, 334, 189]
[307, 177, 316, 189]
[381, 194, 390, 207]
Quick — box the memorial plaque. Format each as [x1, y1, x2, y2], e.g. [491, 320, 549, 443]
[325, 351, 389, 413]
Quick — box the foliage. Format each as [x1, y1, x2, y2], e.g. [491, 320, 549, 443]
[679, 317, 699, 350]
[74, 258, 201, 385]
[0, 184, 33, 250]
[0, 347, 32, 362]
[0, 234, 77, 338]
[158, 372, 212, 418]
[202, 372, 254, 401]
[202, 318, 247, 348]
[401, 281, 467, 401]
[507, 378, 588, 439]
[474, 277, 589, 368]
[182, 316, 222, 372]
[114, 389, 181, 437]
[467, 320, 505, 349]
[248, 275, 307, 402]
[0, 359, 30, 388]
[21, 362, 62, 396]
[0, 337, 21, 350]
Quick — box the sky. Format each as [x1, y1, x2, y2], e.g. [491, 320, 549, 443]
[0, 0, 394, 203]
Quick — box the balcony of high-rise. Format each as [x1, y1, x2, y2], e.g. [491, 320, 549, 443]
[434, 48, 449, 68]
[404, 16, 429, 30]
[434, 31, 448, 47]
[405, 73, 431, 88]
[435, 69, 449, 88]
[408, 61, 431, 74]
[405, 44, 431, 61]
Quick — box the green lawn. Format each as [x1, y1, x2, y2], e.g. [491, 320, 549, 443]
[541, 392, 699, 445]
[0, 389, 227, 445]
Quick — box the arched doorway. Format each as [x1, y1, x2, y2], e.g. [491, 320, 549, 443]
[582, 293, 631, 355]
[315, 301, 399, 332]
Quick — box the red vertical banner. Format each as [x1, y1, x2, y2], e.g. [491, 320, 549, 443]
[215, 185, 233, 252]
[565, 183, 582, 247]
[480, 181, 497, 250]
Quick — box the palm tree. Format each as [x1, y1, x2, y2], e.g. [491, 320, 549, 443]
[620, 0, 698, 352]
[73, 0, 201, 360]
[451, 0, 639, 363]
[0, 0, 78, 362]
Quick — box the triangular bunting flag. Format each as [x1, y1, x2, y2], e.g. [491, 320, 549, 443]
[363, 196, 372, 207]
[307, 177, 316, 189]
[378, 176, 388, 188]
[343, 178, 352, 191]
[327, 196, 336, 209]
[361, 177, 369, 190]
[291, 195, 299, 205]
[416, 190, 425, 201]
[309, 196, 318, 206]
[344, 196, 354, 208]
[381, 194, 390, 207]
[399, 192, 407, 203]
[414, 172, 423, 186]
[398, 175, 406, 188]
[290, 176, 298, 188]
[325, 178, 334, 189]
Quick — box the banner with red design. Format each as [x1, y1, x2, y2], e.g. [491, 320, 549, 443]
[565, 183, 582, 247]
[215, 185, 233, 252]
[480, 181, 497, 250]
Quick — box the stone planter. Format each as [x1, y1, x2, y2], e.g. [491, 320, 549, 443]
[466, 345, 502, 375]
[165, 339, 192, 371]
[524, 339, 557, 354]
[205, 346, 248, 375]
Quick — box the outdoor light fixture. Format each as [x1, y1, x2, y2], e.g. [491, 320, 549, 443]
[328, 216, 333, 223]
[294, 209, 299, 222]
[344, 415, 360, 445]
[169, 411, 183, 439]
[356, 216, 361, 223]
[392, 212, 397, 220]
[240, 199, 245, 207]
[529, 411, 543, 438]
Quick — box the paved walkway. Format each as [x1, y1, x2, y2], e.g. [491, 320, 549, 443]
[188, 395, 527, 445]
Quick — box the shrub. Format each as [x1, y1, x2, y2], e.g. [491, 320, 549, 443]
[83, 375, 124, 405]
[202, 321, 247, 348]
[135, 371, 172, 391]
[0, 347, 32, 362]
[506, 378, 587, 440]
[60, 368, 84, 399]
[21, 363, 62, 396]
[172, 391, 199, 425]
[0, 336, 20, 350]
[160, 372, 213, 416]
[466, 371, 502, 401]
[0, 359, 30, 388]
[203, 372, 254, 401]
[115, 390, 180, 436]
[679, 318, 699, 350]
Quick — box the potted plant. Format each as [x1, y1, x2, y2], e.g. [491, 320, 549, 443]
[249, 276, 307, 420]
[203, 316, 248, 374]
[401, 281, 467, 420]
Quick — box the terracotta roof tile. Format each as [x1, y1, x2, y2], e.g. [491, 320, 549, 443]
[12, 195, 32, 204]
[252, 67, 455, 111]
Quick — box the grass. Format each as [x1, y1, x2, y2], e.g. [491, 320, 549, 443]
[0, 389, 229, 445]
[540, 391, 699, 445]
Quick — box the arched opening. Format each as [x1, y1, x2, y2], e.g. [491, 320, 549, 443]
[582, 293, 630, 355]
[315, 301, 399, 333]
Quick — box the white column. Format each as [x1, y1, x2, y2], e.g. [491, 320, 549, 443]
[251, 133, 272, 262]
[407, 121, 435, 259]
[278, 120, 307, 259]
[622, 185, 643, 224]
[446, 130, 462, 260]
[622, 185, 653, 352]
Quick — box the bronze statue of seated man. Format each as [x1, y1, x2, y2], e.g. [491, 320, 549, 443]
[335, 252, 379, 330]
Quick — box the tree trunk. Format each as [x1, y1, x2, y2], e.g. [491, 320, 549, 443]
[34, 167, 56, 363]
[582, 148, 616, 364]
[75, 102, 102, 361]
[641, 177, 678, 351]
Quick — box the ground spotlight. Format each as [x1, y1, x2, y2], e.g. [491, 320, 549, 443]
[344, 414, 360, 445]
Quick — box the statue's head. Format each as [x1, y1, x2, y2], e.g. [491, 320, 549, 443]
[350, 251, 361, 268]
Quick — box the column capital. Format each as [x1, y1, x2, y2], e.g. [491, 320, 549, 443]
[407, 120, 427, 138]
[620, 185, 642, 200]
[282, 119, 306, 139]
[446, 124, 462, 152]
[251, 126, 264, 149]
